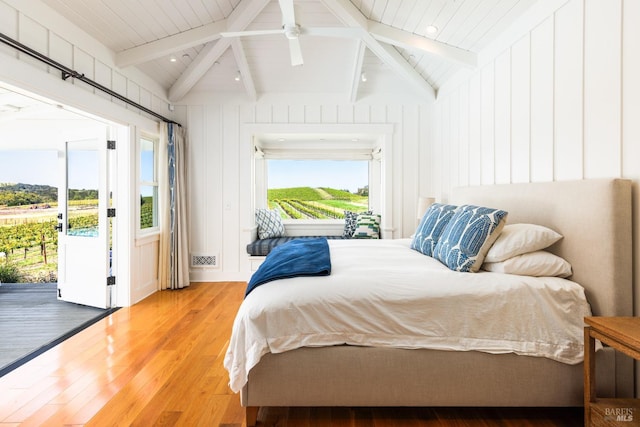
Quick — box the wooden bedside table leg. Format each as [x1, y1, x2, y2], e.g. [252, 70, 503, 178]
[584, 326, 596, 427]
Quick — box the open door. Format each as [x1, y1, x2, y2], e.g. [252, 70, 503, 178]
[57, 129, 112, 309]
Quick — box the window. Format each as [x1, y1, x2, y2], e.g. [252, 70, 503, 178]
[139, 136, 158, 231]
[248, 124, 393, 237]
[267, 159, 369, 220]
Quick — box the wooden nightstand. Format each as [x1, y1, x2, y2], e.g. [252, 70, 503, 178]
[584, 317, 640, 426]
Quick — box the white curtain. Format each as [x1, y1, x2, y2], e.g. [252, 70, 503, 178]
[158, 122, 190, 290]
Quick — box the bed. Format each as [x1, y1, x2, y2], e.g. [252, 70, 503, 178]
[225, 178, 634, 426]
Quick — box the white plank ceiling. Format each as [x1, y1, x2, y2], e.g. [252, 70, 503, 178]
[35, 0, 536, 102]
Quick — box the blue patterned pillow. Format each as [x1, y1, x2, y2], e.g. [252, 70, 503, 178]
[411, 203, 457, 257]
[433, 205, 508, 272]
[255, 208, 285, 239]
[343, 210, 372, 238]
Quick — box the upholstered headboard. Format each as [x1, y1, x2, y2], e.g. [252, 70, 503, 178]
[449, 179, 632, 318]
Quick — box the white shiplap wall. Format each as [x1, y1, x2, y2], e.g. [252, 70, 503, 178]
[178, 96, 430, 282]
[429, 0, 640, 395]
[0, 1, 171, 125]
[431, 0, 640, 193]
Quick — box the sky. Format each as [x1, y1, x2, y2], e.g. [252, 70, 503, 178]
[268, 160, 368, 193]
[0, 150, 98, 189]
[0, 151, 368, 194]
[0, 151, 58, 186]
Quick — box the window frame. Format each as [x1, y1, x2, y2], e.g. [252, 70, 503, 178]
[246, 123, 393, 239]
[136, 132, 159, 235]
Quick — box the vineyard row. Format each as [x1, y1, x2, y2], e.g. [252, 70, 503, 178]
[0, 214, 98, 254]
[271, 199, 346, 220]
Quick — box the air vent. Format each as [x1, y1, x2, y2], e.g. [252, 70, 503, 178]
[191, 254, 218, 268]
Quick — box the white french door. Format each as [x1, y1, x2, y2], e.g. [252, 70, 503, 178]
[57, 129, 112, 308]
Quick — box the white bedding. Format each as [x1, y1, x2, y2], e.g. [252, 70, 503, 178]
[224, 238, 592, 393]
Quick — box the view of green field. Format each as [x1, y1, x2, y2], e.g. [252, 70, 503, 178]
[1, 183, 365, 283]
[140, 196, 154, 229]
[0, 183, 102, 283]
[267, 186, 369, 219]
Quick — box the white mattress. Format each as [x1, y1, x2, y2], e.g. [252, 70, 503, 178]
[224, 239, 593, 393]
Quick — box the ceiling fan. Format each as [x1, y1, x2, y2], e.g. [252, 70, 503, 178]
[221, 0, 329, 67]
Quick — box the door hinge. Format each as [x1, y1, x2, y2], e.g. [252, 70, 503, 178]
[58, 288, 61, 298]
[107, 208, 116, 218]
[107, 276, 116, 286]
[107, 140, 116, 150]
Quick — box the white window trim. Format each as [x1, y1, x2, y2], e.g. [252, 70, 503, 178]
[136, 131, 160, 236]
[242, 123, 394, 239]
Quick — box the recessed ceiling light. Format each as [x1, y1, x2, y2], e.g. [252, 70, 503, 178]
[360, 72, 367, 82]
[169, 55, 177, 63]
[426, 25, 438, 35]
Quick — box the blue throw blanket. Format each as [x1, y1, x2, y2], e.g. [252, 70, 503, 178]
[245, 238, 331, 297]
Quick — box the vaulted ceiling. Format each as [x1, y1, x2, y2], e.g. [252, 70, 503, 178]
[38, 0, 534, 103]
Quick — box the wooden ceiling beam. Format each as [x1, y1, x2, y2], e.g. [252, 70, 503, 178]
[168, 0, 270, 102]
[369, 41, 435, 100]
[167, 39, 231, 102]
[348, 41, 366, 103]
[320, 0, 368, 28]
[368, 21, 477, 69]
[115, 20, 228, 68]
[320, 0, 435, 101]
[231, 39, 257, 101]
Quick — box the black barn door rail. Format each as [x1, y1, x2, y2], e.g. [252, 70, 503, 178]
[0, 31, 181, 126]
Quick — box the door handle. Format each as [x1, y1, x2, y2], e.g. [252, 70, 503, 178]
[55, 223, 63, 232]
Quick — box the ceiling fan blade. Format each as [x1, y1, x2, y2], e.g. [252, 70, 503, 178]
[288, 38, 304, 66]
[301, 27, 361, 39]
[221, 29, 284, 38]
[278, 0, 296, 26]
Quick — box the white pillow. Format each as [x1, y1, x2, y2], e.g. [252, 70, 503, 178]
[484, 223, 562, 263]
[482, 250, 572, 278]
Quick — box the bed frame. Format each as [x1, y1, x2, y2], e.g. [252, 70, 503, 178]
[240, 178, 634, 426]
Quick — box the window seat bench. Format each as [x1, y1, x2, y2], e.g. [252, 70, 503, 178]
[246, 235, 346, 257]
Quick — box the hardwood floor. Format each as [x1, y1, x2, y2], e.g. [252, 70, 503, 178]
[0, 282, 583, 426]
